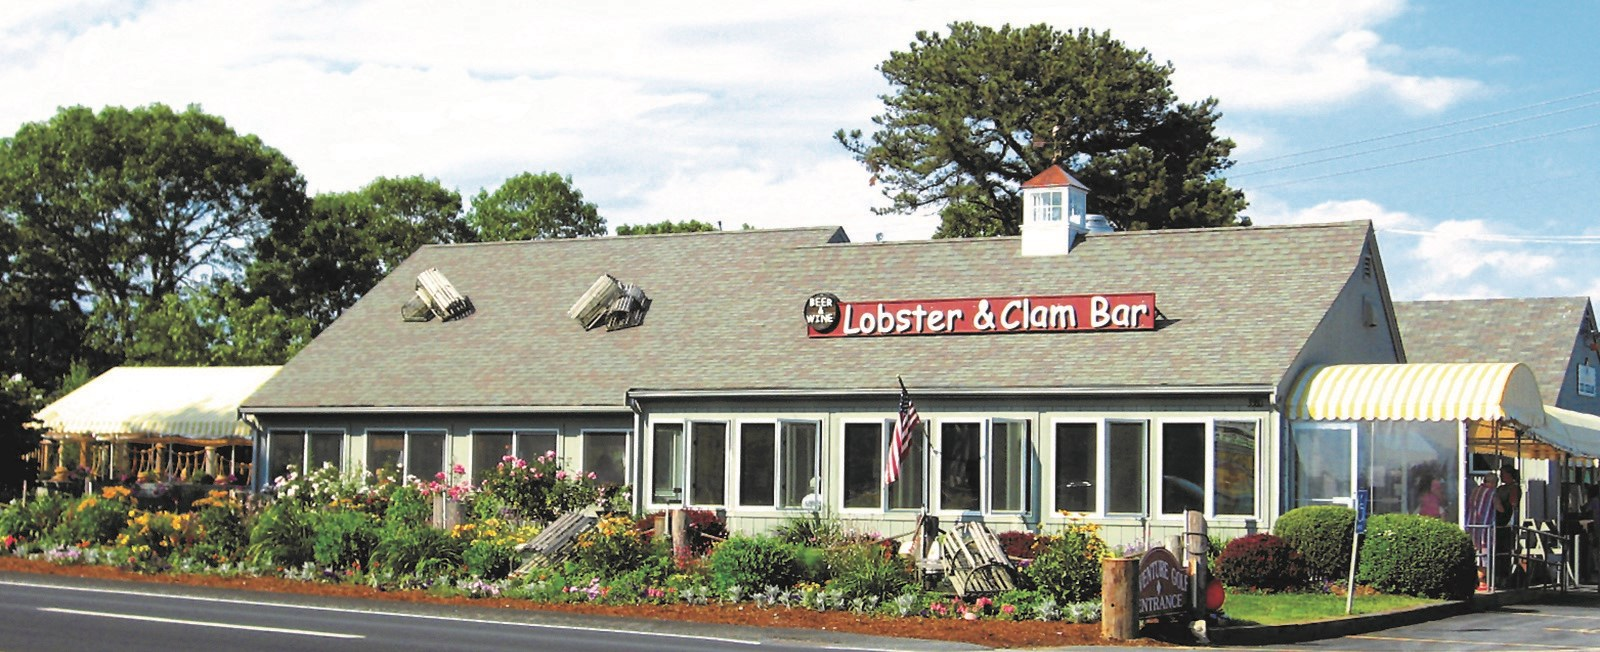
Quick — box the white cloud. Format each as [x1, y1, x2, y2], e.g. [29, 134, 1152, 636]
[1246, 195, 1420, 230]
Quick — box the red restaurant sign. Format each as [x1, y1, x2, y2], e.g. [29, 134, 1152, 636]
[805, 292, 1156, 338]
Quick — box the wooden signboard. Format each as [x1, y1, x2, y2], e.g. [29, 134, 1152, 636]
[1137, 547, 1190, 618]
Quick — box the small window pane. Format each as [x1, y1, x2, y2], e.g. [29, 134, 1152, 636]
[652, 423, 685, 504]
[780, 421, 819, 509]
[408, 432, 446, 481]
[1055, 423, 1096, 512]
[367, 431, 404, 476]
[690, 422, 727, 505]
[1107, 422, 1146, 514]
[1215, 421, 1257, 516]
[940, 422, 981, 511]
[584, 431, 628, 486]
[266, 430, 305, 483]
[515, 432, 557, 462]
[739, 423, 776, 507]
[308, 432, 342, 472]
[473, 432, 513, 482]
[886, 421, 925, 510]
[1161, 423, 1206, 515]
[990, 421, 1028, 512]
[1288, 424, 1351, 509]
[843, 423, 881, 509]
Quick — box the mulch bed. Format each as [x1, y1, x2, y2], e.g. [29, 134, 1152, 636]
[0, 556, 1167, 649]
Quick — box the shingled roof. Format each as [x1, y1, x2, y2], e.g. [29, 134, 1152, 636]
[1395, 296, 1595, 405]
[242, 221, 1375, 410]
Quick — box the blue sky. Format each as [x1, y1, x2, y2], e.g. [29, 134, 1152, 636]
[2, 0, 1596, 305]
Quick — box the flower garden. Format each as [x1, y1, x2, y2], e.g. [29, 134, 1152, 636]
[1, 454, 1125, 647]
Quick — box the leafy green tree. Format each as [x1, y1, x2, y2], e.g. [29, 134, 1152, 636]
[615, 219, 718, 236]
[128, 281, 314, 366]
[468, 172, 604, 241]
[249, 175, 471, 331]
[0, 104, 309, 359]
[0, 373, 43, 501]
[836, 22, 1246, 237]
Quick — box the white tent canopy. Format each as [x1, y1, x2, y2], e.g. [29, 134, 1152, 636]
[36, 366, 280, 441]
[1532, 404, 1600, 460]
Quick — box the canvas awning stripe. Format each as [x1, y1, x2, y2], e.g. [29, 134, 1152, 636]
[36, 366, 280, 441]
[1285, 363, 1546, 426]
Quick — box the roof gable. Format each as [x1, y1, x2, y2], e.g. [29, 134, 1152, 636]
[1395, 296, 1595, 405]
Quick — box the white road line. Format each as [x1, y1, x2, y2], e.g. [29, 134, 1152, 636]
[1, 579, 760, 646]
[37, 607, 364, 639]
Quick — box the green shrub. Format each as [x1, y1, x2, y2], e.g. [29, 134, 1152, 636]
[187, 491, 247, 564]
[707, 535, 802, 592]
[382, 485, 431, 529]
[463, 538, 519, 580]
[1274, 505, 1354, 581]
[310, 509, 380, 569]
[773, 512, 845, 547]
[569, 515, 652, 579]
[825, 542, 915, 600]
[55, 487, 136, 546]
[0, 493, 73, 543]
[246, 500, 315, 568]
[1215, 533, 1308, 592]
[370, 525, 464, 577]
[1357, 513, 1476, 599]
[1021, 522, 1110, 603]
[476, 452, 608, 523]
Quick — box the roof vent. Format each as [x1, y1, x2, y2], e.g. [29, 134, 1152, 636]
[569, 274, 651, 331]
[1083, 214, 1116, 235]
[402, 268, 474, 322]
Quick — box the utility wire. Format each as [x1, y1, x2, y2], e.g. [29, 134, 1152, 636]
[1248, 121, 1600, 190]
[1379, 228, 1600, 244]
[1231, 100, 1600, 178]
[1235, 87, 1600, 167]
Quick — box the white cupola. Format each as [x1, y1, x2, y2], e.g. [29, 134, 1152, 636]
[1019, 165, 1090, 257]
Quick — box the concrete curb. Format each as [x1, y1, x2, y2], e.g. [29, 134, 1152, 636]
[1209, 588, 1550, 646]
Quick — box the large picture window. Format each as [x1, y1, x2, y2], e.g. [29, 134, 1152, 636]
[1160, 422, 1207, 515]
[689, 422, 727, 505]
[366, 429, 445, 480]
[939, 419, 1029, 514]
[582, 430, 629, 486]
[471, 430, 558, 482]
[267, 430, 346, 482]
[737, 421, 820, 509]
[842, 422, 882, 509]
[1054, 422, 1096, 512]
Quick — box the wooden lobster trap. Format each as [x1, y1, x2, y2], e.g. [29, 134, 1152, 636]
[936, 522, 1018, 598]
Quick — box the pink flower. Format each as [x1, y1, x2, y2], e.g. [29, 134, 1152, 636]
[514, 458, 527, 469]
[975, 597, 992, 609]
[1001, 604, 1016, 615]
[555, 471, 567, 480]
[452, 463, 465, 475]
[435, 471, 447, 481]
[502, 455, 516, 463]
[586, 471, 597, 480]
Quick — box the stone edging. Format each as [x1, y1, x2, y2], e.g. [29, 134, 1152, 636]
[1209, 588, 1548, 646]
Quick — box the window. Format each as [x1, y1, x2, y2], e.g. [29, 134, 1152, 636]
[1031, 190, 1062, 222]
[653, 423, 685, 504]
[886, 421, 924, 511]
[1160, 423, 1207, 515]
[1054, 422, 1096, 512]
[265, 430, 344, 483]
[689, 422, 727, 505]
[1106, 421, 1147, 514]
[1286, 423, 1353, 510]
[737, 421, 821, 509]
[583, 430, 629, 486]
[365, 429, 445, 480]
[470, 430, 558, 482]
[939, 419, 1029, 513]
[843, 422, 882, 509]
[1214, 421, 1257, 516]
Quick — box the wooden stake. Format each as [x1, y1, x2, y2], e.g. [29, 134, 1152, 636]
[1101, 556, 1140, 641]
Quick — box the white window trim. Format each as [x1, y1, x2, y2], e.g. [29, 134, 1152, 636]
[362, 428, 448, 481]
[265, 428, 347, 479]
[1049, 419, 1101, 516]
[685, 421, 730, 509]
[988, 418, 1031, 515]
[839, 418, 892, 514]
[645, 420, 686, 510]
[578, 427, 632, 489]
[732, 419, 822, 512]
[933, 418, 1031, 516]
[1102, 419, 1149, 518]
[1211, 418, 1261, 520]
[466, 428, 559, 477]
[1153, 419, 1209, 519]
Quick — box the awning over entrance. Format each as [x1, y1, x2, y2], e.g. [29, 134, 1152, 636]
[36, 366, 281, 442]
[1285, 363, 1546, 426]
[1530, 405, 1600, 460]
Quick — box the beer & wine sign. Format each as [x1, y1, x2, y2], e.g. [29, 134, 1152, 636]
[805, 292, 1155, 338]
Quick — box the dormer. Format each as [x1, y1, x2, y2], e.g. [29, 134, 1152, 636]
[1020, 165, 1090, 256]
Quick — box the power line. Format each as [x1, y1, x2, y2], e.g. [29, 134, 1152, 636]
[1234, 87, 1600, 167]
[1231, 100, 1600, 178]
[1378, 228, 1600, 244]
[1248, 121, 1600, 190]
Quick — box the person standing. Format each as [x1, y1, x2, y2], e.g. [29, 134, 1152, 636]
[1494, 467, 1522, 585]
[1467, 472, 1498, 587]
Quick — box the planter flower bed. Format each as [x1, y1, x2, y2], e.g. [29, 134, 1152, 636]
[1, 460, 1145, 649]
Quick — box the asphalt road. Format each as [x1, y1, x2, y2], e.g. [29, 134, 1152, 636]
[1284, 590, 1600, 652]
[0, 573, 983, 652]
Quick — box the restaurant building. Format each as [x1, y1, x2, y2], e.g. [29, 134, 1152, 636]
[241, 167, 1409, 544]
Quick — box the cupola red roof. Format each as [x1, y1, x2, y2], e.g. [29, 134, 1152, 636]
[1021, 165, 1090, 190]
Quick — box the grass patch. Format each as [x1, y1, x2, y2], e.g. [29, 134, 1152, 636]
[1224, 592, 1442, 626]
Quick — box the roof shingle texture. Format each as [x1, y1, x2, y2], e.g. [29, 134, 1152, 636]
[243, 221, 1373, 409]
[1395, 297, 1592, 405]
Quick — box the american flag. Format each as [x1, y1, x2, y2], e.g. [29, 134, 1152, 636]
[885, 383, 920, 485]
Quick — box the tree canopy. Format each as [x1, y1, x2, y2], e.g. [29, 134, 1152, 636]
[615, 219, 719, 236]
[468, 172, 605, 241]
[837, 22, 1247, 237]
[249, 175, 472, 332]
[0, 104, 309, 359]
[128, 281, 314, 366]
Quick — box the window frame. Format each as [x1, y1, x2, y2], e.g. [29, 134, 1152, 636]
[1155, 419, 1210, 517]
[1050, 419, 1101, 515]
[1102, 419, 1150, 517]
[839, 418, 891, 513]
[264, 429, 347, 483]
[932, 418, 1032, 516]
[733, 418, 822, 511]
[685, 421, 729, 508]
[649, 420, 687, 507]
[579, 428, 631, 488]
[362, 428, 448, 481]
[468, 428, 559, 480]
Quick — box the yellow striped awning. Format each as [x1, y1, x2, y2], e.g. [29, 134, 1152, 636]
[36, 366, 280, 441]
[1285, 363, 1546, 426]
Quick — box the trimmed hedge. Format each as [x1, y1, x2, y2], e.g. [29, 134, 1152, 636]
[1356, 513, 1476, 599]
[1274, 505, 1354, 581]
[707, 535, 803, 591]
[1215, 533, 1308, 592]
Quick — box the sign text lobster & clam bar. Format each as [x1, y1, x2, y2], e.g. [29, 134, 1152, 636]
[804, 292, 1156, 338]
